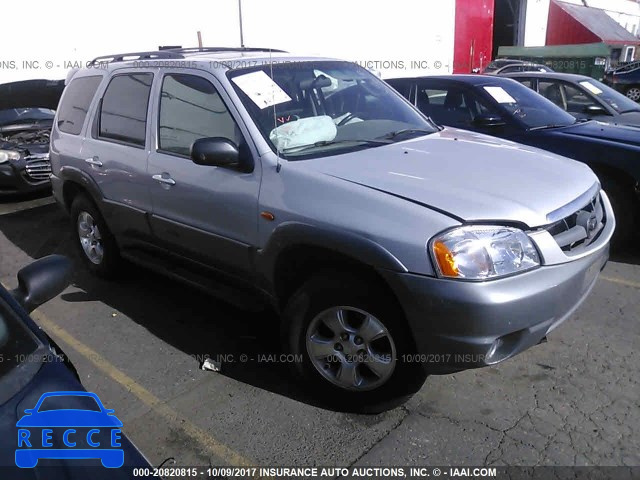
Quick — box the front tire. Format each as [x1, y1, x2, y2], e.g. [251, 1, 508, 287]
[70, 194, 121, 278]
[282, 271, 428, 413]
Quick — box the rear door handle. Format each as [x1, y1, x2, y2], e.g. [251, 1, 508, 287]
[85, 157, 103, 167]
[152, 174, 176, 186]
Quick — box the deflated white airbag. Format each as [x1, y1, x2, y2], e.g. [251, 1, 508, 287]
[269, 116, 337, 151]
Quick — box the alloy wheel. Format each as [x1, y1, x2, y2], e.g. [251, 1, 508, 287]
[306, 306, 396, 391]
[77, 211, 104, 265]
[626, 87, 640, 102]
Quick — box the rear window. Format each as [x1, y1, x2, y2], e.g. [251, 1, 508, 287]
[57, 76, 102, 135]
[99, 73, 153, 146]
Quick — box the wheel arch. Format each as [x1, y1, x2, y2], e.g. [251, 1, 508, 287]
[60, 166, 104, 211]
[256, 223, 408, 309]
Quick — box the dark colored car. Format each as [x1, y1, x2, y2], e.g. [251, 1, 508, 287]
[603, 62, 640, 102]
[482, 58, 525, 74]
[0, 79, 64, 196]
[503, 72, 640, 127]
[387, 74, 640, 245]
[0, 255, 151, 477]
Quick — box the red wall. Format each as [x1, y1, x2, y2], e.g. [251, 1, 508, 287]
[546, 0, 600, 45]
[454, 0, 495, 73]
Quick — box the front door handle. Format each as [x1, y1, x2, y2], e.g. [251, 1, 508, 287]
[152, 174, 176, 186]
[85, 157, 103, 167]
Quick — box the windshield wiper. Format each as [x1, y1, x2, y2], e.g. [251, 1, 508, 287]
[281, 138, 391, 154]
[528, 123, 574, 131]
[377, 128, 434, 141]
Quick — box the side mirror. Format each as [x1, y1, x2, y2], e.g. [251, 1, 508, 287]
[191, 137, 240, 168]
[583, 105, 607, 115]
[473, 114, 506, 127]
[11, 255, 72, 313]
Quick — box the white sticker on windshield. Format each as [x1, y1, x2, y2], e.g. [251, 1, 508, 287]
[232, 71, 292, 109]
[484, 86, 517, 104]
[579, 81, 603, 95]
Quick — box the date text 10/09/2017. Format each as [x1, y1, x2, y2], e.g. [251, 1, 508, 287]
[132, 467, 498, 478]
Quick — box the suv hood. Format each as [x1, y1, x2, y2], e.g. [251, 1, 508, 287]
[0, 79, 64, 111]
[308, 128, 598, 228]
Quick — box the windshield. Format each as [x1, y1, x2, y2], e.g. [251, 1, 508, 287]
[481, 81, 577, 129]
[228, 61, 437, 158]
[578, 79, 640, 114]
[0, 108, 55, 127]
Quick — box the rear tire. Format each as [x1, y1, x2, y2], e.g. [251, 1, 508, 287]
[70, 194, 121, 278]
[282, 271, 428, 413]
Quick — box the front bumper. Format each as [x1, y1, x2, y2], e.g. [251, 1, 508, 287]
[381, 243, 609, 373]
[0, 161, 50, 196]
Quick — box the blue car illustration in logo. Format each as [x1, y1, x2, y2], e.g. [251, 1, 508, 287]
[15, 391, 124, 468]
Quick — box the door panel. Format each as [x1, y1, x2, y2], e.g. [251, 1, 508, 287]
[147, 72, 260, 276]
[80, 72, 155, 243]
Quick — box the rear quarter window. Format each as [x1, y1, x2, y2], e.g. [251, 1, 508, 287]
[99, 73, 153, 146]
[57, 76, 103, 135]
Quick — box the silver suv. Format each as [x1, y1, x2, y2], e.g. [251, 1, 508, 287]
[50, 48, 614, 411]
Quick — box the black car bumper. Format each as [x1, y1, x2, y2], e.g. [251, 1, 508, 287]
[0, 159, 51, 196]
[380, 244, 609, 374]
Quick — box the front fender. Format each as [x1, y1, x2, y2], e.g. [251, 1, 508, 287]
[255, 222, 408, 289]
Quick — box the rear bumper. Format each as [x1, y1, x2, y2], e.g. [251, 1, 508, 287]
[380, 242, 609, 373]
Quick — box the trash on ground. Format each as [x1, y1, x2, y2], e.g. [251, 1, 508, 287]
[201, 358, 221, 372]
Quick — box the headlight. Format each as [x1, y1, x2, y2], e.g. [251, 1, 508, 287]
[430, 225, 540, 280]
[0, 150, 20, 164]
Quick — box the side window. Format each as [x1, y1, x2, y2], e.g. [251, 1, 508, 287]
[538, 81, 566, 110]
[99, 73, 153, 146]
[57, 76, 102, 135]
[420, 89, 448, 105]
[518, 79, 535, 89]
[562, 84, 599, 114]
[387, 80, 413, 102]
[159, 74, 240, 156]
[501, 66, 522, 74]
[416, 85, 474, 128]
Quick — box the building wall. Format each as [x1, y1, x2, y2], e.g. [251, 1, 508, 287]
[0, 0, 457, 84]
[546, 0, 602, 45]
[523, 0, 640, 47]
[453, 0, 495, 73]
[524, 0, 551, 46]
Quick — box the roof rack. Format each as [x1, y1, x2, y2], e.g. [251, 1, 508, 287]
[169, 47, 287, 54]
[87, 50, 185, 66]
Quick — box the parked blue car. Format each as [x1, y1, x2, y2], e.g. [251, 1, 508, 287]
[387, 75, 640, 246]
[0, 256, 151, 478]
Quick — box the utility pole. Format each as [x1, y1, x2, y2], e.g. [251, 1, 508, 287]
[238, 0, 245, 48]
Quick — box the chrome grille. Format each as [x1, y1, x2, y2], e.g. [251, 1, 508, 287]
[545, 192, 605, 255]
[24, 154, 52, 181]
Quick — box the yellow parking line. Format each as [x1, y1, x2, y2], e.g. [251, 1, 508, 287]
[26, 308, 254, 468]
[601, 276, 640, 289]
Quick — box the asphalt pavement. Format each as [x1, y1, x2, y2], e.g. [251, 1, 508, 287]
[1, 197, 638, 470]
